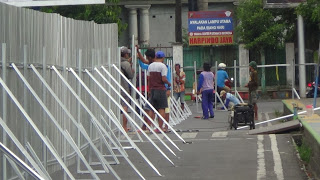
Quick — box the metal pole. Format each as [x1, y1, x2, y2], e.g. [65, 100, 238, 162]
[2, 43, 7, 180]
[313, 63, 319, 108]
[41, 47, 47, 170]
[11, 63, 100, 180]
[77, 49, 82, 172]
[194, 61, 199, 112]
[215, 61, 218, 110]
[107, 48, 112, 128]
[23, 45, 30, 179]
[87, 69, 177, 158]
[234, 60, 237, 93]
[66, 67, 164, 176]
[238, 106, 320, 130]
[292, 59, 295, 99]
[111, 65, 186, 144]
[51, 66, 125, 179]
[314, 41, 320, 107]
[131, 42, 137, 122]
[0, 143, 45, 180]
[298, 15, 306, 98]
[62, 48, 67, 180]
[30, 65, 112, 175]
[0, 77, 76, 180]
[98, 67, 183, 151]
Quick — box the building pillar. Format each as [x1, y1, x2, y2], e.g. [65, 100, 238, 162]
[239, 44, 249, 88]
[139, 5, 151, 47]
[197, 0, 208, 11]
[286, 43, 295, 86]
[125, 5, 138, 45]
[173, 43, 183, 67]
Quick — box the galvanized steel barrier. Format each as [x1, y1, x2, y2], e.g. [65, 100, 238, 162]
[0, 2, 189, 179]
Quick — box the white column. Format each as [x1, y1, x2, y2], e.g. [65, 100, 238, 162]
[298, 15, 306, 98]
[125, 6, 138, 45]
[286, 43, 295, 86]
[173, 43, 183, 67]
[139, 6, 151, 46]
[239, 44, 249, 87]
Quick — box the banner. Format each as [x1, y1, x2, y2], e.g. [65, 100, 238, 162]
[188, 11, 233, 46]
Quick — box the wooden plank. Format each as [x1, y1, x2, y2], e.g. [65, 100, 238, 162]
[249, 120, 300, 135]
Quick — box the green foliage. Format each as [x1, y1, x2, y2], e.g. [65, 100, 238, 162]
[297, 140, 312, 163]
[235, 0, 296, 51]
[40, 0, 127, 35]
[296, 0, 320, 26]
[273, 108, 282, 118]
[296, 0, 320, 50]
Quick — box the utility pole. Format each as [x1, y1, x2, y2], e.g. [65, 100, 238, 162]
[175, 0, 182, 43]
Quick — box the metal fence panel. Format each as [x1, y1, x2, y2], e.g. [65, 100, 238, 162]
[0, 2, 119, 178]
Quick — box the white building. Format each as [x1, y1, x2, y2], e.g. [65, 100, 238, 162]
[118, 0, 237, 48]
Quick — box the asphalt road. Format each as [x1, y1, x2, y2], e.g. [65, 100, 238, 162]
[52, 100, 309, 180]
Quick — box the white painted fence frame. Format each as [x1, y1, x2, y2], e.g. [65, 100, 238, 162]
[0, 76, 76, 180]
[110, 65, 186, 145]
[29, 64, 120, 177]
[0, 142, 45, 180]
[1, 2, 121, 179]
[11, 63, 101, 179]
[51, 65, 151, 179]
[90, 67, 177, 159]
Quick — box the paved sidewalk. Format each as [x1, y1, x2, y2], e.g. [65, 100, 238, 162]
[283, 98, 320, 178]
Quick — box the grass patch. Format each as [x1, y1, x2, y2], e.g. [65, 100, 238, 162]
[273, 109, 283, 118]
[297, 140, 312, 163]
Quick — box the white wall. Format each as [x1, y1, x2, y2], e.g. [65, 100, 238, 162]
[119, 2, 235, 48]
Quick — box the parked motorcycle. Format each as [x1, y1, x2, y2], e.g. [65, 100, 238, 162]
[306, 81, 320, 98]
[225, 77, 234, 89]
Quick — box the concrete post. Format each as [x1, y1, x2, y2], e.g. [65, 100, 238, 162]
[286, 43, 295, 86]
[139, 6, 151, 46]
[125, 6, 138, 45]
[197, 0, 208, 11]
[261, 49, 266, 94]
[173, 43, 183, 67]
[298, 15, 306, 98]
[239, 44, 249, 87]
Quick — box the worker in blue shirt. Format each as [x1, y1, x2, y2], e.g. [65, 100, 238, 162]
[216, 63, 230, 94]
[220, 90, 240, 109]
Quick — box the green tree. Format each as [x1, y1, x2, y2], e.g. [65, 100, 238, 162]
[296, 0, 320, 55]
[41, 0, 127, 35]
[235, 0, 296, 93]
[296, 0, 320, 28]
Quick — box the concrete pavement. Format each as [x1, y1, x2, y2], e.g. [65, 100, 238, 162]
[51, 99, 309, 180]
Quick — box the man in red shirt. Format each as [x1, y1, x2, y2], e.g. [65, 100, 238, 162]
[147, 51, 171, 131]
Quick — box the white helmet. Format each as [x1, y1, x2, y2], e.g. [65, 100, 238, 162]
[218, 63, 226, 69]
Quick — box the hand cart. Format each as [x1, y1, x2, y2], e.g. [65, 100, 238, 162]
[229, 104, 255, 130]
